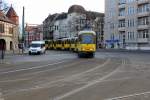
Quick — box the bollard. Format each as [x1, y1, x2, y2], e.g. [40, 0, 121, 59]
[1, 43, 5, 60]
[1, 50, 4, 59]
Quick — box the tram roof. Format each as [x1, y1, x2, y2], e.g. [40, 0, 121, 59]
[78, 30, 96, 35]
[61, 37, 78, 40]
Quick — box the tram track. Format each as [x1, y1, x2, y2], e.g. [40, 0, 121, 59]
[54, 58, 124, 100]
[2, 58, 124, 100]
[1, 58, 108, 96]
[0, 58, 98, 82]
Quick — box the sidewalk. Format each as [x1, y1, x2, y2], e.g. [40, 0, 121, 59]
[5, 49, 28, 56]
[0, 49, 28, 62]
[97, 48, 150, 53]
[0, 49, 28, 64]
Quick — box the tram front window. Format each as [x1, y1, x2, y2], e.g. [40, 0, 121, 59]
[80, 34, 95, 44]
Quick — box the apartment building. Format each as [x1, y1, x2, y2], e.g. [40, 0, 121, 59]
[105, 0, 150, 50]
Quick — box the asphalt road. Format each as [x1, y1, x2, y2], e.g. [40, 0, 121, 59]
[0, 50, 150, 100]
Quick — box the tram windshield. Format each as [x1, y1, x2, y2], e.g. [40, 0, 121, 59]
[80, 34, 95, 44]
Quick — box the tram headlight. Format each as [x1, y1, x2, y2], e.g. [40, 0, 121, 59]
[90, 48, 94, 51]
[81, 48, 85, 51]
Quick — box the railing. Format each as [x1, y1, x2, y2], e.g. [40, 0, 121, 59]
[137, 38, 148, 43]
[138, 0, 149, 4]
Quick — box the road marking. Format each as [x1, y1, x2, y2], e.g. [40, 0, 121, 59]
[0, 60, 67, 75]
[39, 59, 111, 87]
[4, 59, 110, 95]
[17, 59, 85, 76]
[0, 78, 32, 83]
[54, 58, 121, 100]
[105, 91, 150, 100]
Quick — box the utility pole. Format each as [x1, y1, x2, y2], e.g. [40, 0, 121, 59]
[22, 6, 25, 53]
[22, 6, 25, 42]
[0, 0, 2, 10]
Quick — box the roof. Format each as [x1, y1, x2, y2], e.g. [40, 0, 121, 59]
[68, 5, 85, 14]
[6, 6, 18, 18]
[56, 13, 67, 20]
[0, 10, 15, 24]
[86, 11, 104, 20]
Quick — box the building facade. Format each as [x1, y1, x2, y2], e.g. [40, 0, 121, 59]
[43, 5, 104, 48]
[25, 24, 43, 47]
[105, 0, 150, 50]
[0, 6, 19, 51]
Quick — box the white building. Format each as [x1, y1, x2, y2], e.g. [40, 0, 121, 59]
[43, 5, 104, 47]
[105, 0, 150, 50]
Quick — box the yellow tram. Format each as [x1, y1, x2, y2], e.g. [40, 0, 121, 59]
[45, 30, 96, 58]
[77, 30, 96, 58]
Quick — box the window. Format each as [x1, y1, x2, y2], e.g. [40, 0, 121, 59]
[119, 19, 126, 27]
[9, 27, 13, 34]
[127, 19, 135, 27]
[110, 23, 115, 29]
[127, 7, 135, 15]
[127, 31, 135, 40]
[138, 17, 149, 25]
[119, 8, 126, 16]
[138, 30, 149, 38]
[138, 3, 149, 13]
[0, 24, 5, 33]
[127, 0, 136, 3]
[119, 0, 126, 5]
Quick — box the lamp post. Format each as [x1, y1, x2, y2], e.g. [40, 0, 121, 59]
[12, 26, 16, 54]
[21, 6, 25, 54]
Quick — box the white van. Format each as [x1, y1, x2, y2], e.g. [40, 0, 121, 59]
[28, 41, 46, 55]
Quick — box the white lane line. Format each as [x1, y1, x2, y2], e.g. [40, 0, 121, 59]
[0, 60, 67, 75]
[54, 59, 121, 100]
[105, 91, 150, 100]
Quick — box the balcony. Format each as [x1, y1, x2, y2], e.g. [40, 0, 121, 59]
[118, 27, 125, 31]
[0, 33, 13, 37]
[138, 24, 149, 30]
[118, 4, 126, 9]
[138, 0, 149, 5]
[138, 12, 149, 17]
[137, 38, 149, 43]
[118, 16, 126, 20]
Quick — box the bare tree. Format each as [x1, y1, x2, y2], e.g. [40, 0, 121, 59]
[0, 0, 9, 12]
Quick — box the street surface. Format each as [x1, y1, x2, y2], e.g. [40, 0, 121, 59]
[0, 50, 150, 100]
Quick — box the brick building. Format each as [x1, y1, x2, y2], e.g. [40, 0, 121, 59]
[25, 24, 43, 47]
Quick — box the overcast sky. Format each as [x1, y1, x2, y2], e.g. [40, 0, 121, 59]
[6, 0, 104, 24]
